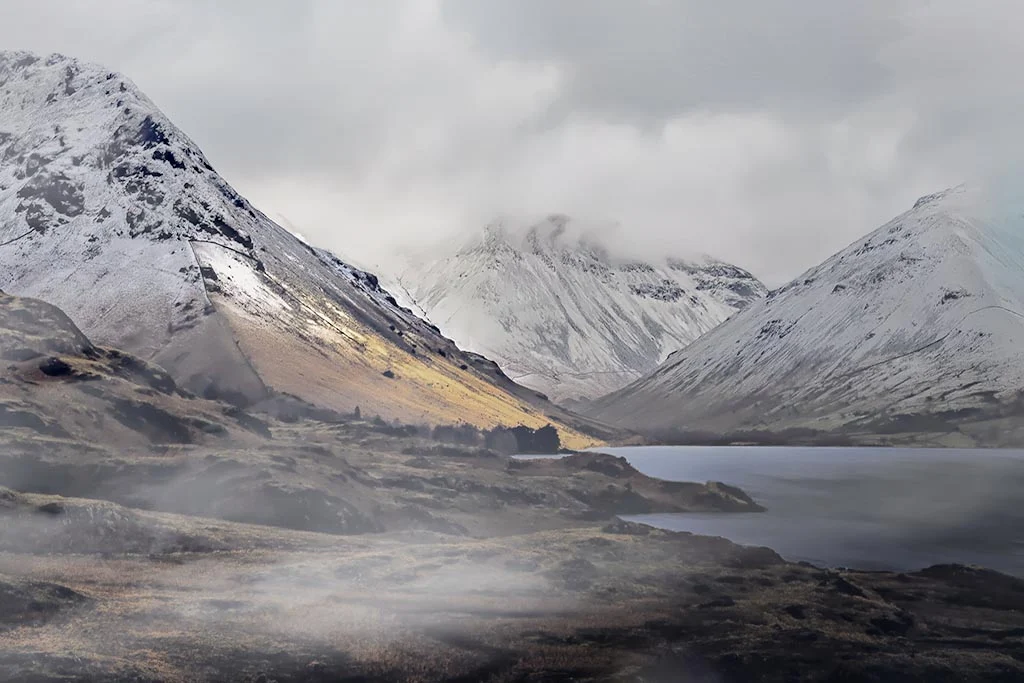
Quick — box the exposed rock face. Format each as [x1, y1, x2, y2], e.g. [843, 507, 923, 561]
[0, 51, 612, 446]
[389, 217, 766, 404]
[590, 185, 1024, 446]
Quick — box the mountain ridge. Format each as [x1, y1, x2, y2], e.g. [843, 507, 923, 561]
[589, 184, 1024, 446]
[389, 215, 766, 404]
[0, 50, 612, 446]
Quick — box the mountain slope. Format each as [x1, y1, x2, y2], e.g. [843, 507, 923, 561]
[0, 289, 270, 446]
[590, 185, 1024, 446]
[0, 51, 611, 446]
[391, 217, 766, 404]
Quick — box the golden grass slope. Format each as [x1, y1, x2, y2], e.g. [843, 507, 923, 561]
[193, 243, 607, 449]
[222, 296, 600, 450]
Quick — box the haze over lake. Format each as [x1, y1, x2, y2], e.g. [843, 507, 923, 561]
[591, 446, 1024, 576]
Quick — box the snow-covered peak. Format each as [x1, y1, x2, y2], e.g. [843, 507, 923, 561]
[464, 214, 761, 280]
[472, 215, 608, 259]
[389, 219, 766, 404]
[0, 50, 215, 179]
[0, 49, 255, 260]
[590, 184, 1024, 446]
[0, 51, 611, 446]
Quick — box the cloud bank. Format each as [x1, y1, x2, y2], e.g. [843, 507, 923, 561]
[3, 0, 1023, 284]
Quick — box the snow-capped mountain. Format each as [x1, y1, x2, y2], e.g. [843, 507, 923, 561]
[0, 51, 611, 446]
[389, 216, 766, 404]
[590, 185, 1024, 446]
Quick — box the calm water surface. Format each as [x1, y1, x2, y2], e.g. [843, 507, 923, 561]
[583, 446, 1024, 575]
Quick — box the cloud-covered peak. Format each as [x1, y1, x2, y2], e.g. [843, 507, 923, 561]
[2, 3, 1020, 286]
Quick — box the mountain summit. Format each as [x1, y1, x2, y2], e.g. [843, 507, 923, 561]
[590, 185, 1024, 446]
[0, 51, 609, 445]
[389, 216, 765, 404]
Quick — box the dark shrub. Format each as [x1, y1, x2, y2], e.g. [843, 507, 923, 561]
[484, 424, 561, 454]
[431, 423, 483, 446]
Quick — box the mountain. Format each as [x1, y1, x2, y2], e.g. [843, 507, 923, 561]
[0, 51, 611, 447]
[0, 289, 270, 446]
[590, 185, 1024, 446]
[389, 216, 766, 405]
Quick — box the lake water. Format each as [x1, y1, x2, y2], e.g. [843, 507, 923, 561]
[575, 446, 1024, 575]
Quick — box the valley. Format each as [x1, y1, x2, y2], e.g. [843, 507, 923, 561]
[2, 47, 1024, 682]
[1, 286, 1023, 681]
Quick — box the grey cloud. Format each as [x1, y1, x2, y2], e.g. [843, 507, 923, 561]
[442, 0, 908, 123]
[2, 1, 1023, 286]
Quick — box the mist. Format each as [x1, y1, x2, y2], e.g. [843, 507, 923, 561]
[5, 2, 1024, 680]
[1, 1, 1022, 285]
[0, 446, 717, 682]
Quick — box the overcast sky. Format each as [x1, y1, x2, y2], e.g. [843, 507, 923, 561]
[4, 1, 1023, 285]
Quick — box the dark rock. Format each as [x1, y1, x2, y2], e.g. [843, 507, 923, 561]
[38, 357, 73, 377]
[15, 171, 85, 224]
[700, 480, 766, 512]
[567, 453, 632, 478]
[869, 611, 915, 636]
[105, 398, 196, 444]
[790, 629, 820, 642]
[823, 575, 866, 598]
[152, 148, 185, 169]
[783, 604, 808, 620]
[137, 116, 170, 147]
[699, 596, 736, 608]
[942, 288, 969, 303]
[35, 502, 64, 515]
[602, 519, 652, 536]
[727, 546, 784, 570]
[629, 281, 685, 302]
[222, 406, 271, 439]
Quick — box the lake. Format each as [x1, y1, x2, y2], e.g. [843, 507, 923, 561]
[575, 446, 1024, 575]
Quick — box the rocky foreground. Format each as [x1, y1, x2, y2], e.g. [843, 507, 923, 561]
[2, 291, 1024, 681]
[3, 418, 1024, 683]
[3, 492, 1024, 682]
